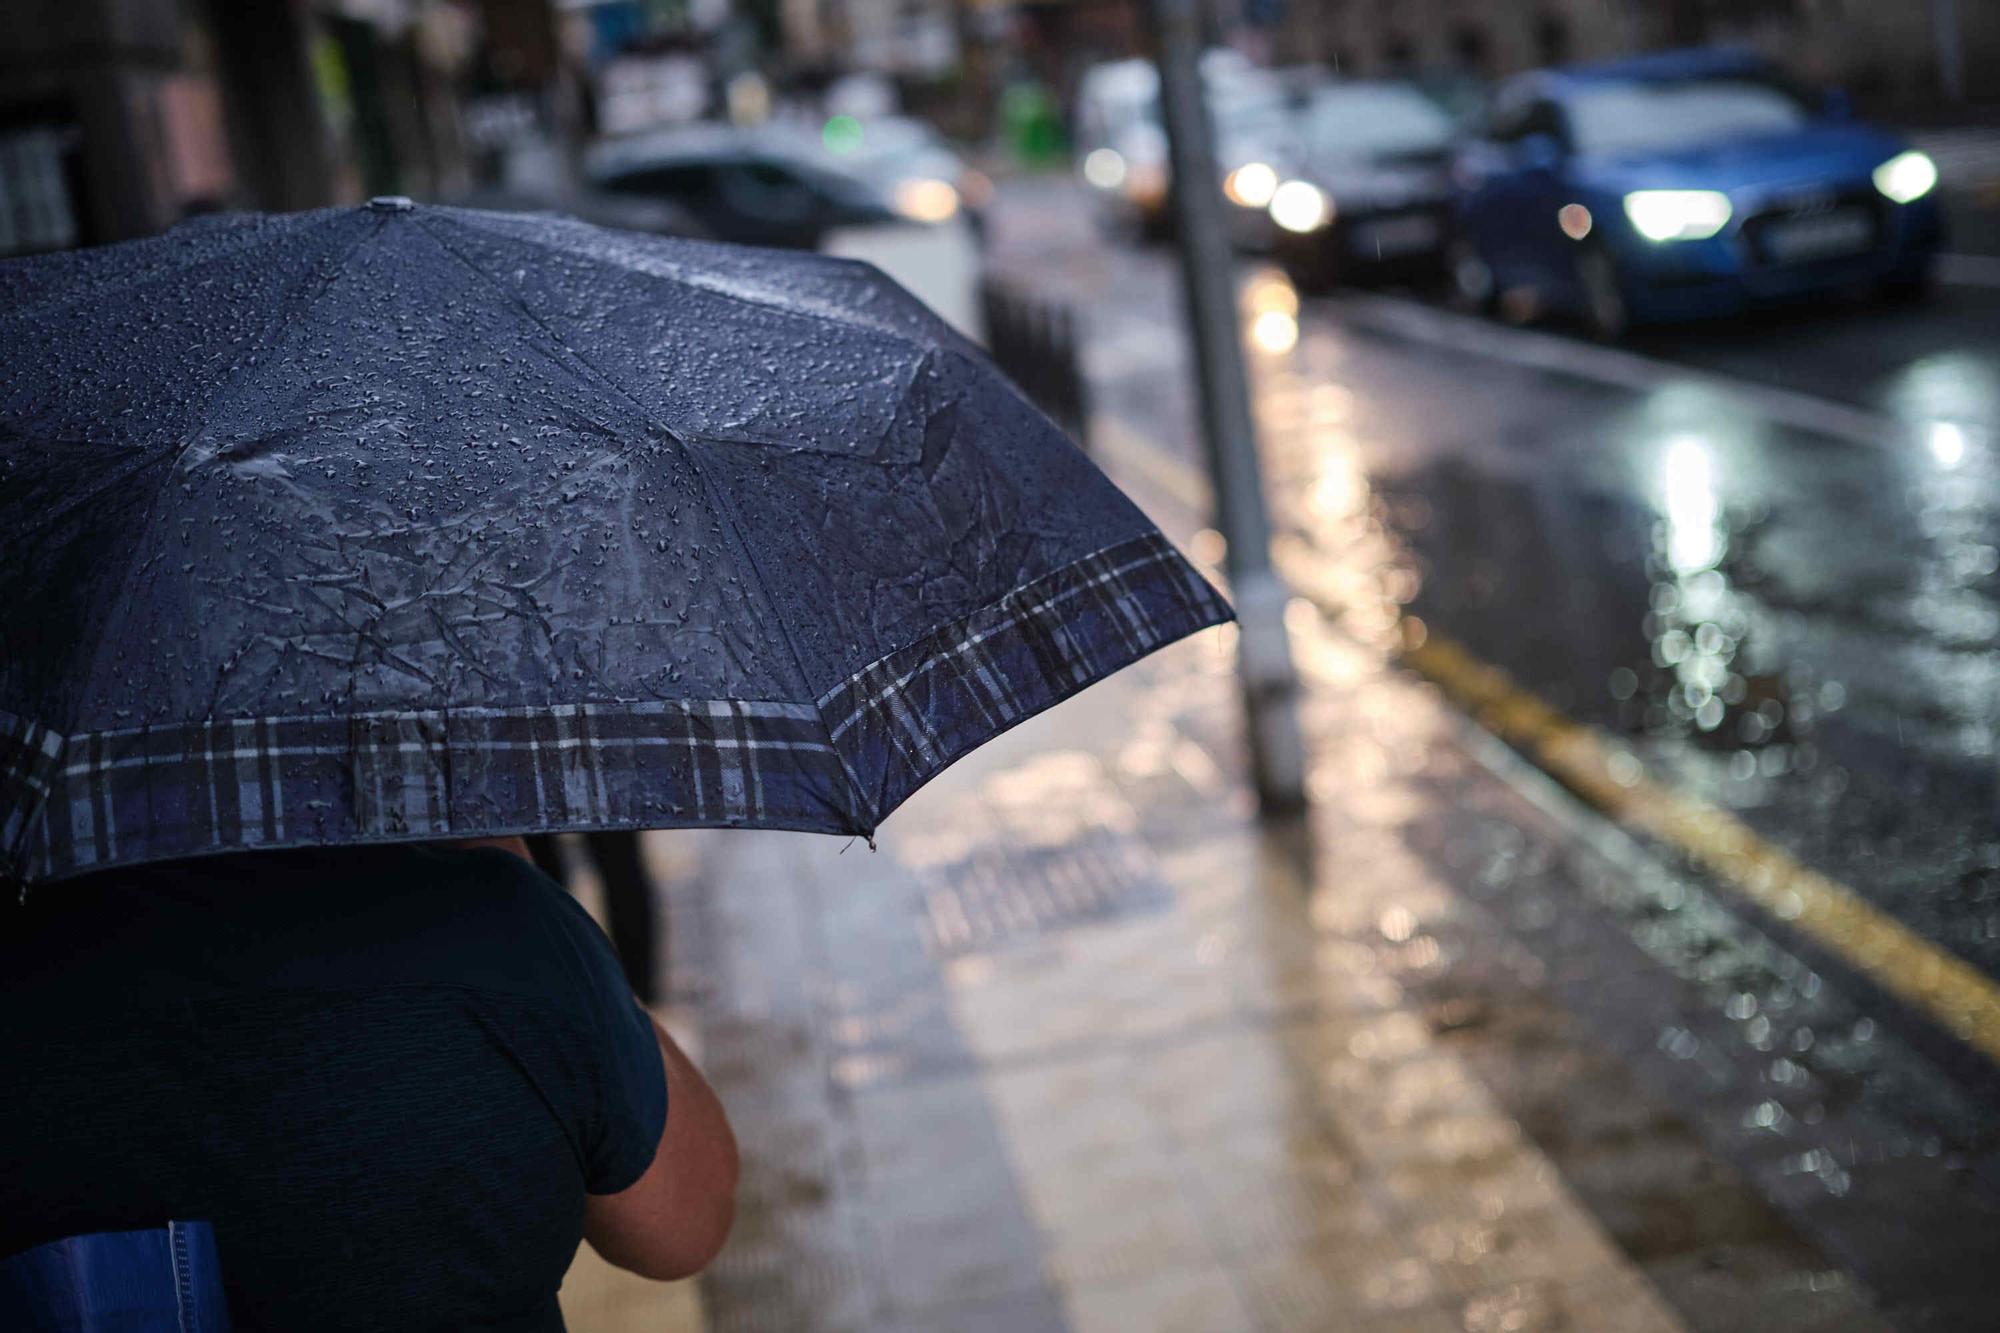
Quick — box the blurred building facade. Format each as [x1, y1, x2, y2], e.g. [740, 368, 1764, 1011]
[0, 0, 489, 257]
[1273, 0, 1997, 108]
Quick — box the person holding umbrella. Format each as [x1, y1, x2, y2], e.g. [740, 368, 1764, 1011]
[0, 199, 1229, 1327]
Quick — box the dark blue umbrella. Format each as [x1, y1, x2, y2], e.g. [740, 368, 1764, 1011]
[0, 199, 1228, 885]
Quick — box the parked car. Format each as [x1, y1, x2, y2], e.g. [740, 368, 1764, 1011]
[588, 126, 919, 250]
[1074, 53, 1293, 244]
[1448, 48, 1943, 338]
[448, 184, 709, 240]
[802, 114, 993, 243]
[1075, 59, 1173, 236]
[1266, 80, 1459, 289]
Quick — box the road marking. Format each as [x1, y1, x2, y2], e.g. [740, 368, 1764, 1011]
[1329, 292, 1901, 449]
[1939, 253, 2000, 289]
[1095, 413, 2000, 1069]
[1404, 633, 2000, 1067]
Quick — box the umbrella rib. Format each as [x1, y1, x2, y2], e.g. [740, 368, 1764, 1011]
[66, 220, 381, 732]
[412, 216, 877, 833]
[3, 448, 173, 551]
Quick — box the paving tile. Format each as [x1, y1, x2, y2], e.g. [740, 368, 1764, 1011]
[1062, 1268, 1259, 1333]
[559, 1242, 705, 1333]
[1013, 1145, 1186, 1227]
[1333, 1053, 1494, 1135]
[848, 1076, 1016, 1187]
[875, 1207, 1052, 1313]
[1183, 1134, 1382, 1261]
[702, 1264, 876, 1333]
[1237, 1236, 1449, 1330]
[1130, 1027, 1317, 1139]
[1451, 1278, 1579, 1333]
[1408, 1201, 1628, 1301]
[1375, 1150, 1565, 1222]
[1036, 1185, 1215, 1287]
[880, 1288, 1070, 1333]
[1338, 1107, 1528, 1176]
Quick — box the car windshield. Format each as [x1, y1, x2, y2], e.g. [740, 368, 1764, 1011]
[1305, 86, 1455, 157]
[1214, 89, 1291, 138]
[1566, 77, 1814, 155]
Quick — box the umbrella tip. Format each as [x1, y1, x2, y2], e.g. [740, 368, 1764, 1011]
[366, 195, 416, 214]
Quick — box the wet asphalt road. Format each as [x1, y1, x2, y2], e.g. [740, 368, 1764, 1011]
[990, 176, 2000, 1011]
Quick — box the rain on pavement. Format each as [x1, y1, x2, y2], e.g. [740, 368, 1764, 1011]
[980, 173, 2000, 1328]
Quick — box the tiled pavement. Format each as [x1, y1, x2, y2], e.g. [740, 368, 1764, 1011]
[557, 444, 1900, 1331]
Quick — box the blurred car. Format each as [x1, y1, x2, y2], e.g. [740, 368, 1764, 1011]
[1074, 53, 1294, 244]
[588, 126, 936, 250]
[805, 114, 992, 243]
[1264, 80, 1459, 289]
[449, 184, 709, 240]
[1449, 48, 1944, 338]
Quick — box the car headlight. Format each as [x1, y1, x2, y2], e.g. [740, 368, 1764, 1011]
[1224, 162, 1279, 209]
[1269, 180, 1332, 234]
[1873, 150, 1938, 205]
[893, 178, 960, 223]
[1082, 148, 1126, 191]
[1622, 190, 1733, 242]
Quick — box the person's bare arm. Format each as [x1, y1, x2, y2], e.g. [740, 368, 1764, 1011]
[448, 836, 739, 1275]
[584, 1016, 739, 1280]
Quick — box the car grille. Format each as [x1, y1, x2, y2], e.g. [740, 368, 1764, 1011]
[1739, 187, 1884, 268]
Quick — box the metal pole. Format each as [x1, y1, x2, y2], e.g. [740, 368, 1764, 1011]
[1144, 0, 1307, 813]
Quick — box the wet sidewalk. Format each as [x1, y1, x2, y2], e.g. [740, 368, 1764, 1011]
[557, 444, 1897, 1331]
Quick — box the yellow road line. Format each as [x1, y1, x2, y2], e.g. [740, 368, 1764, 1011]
[1097, 413, 2000, 1066]
[1404, 633, 2000, 1066]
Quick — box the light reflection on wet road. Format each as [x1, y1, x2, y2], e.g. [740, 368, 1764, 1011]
[991, 178, 2000, 1000]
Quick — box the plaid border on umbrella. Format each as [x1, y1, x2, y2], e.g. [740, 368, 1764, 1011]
[4, 700, 856, 885]
[0, 713, 63, 867]
[3, 531, 1229, 885]
[820, 530, 1232, 822]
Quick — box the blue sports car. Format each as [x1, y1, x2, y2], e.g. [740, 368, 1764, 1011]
[1449, 48, 1943, 338]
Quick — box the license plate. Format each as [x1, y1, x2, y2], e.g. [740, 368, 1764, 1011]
[1762, 209, 1873, 263]
[1351, 214, 1439, 258]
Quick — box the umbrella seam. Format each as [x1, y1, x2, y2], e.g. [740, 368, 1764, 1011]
[64, 217, 382, 745]
[411, 215, 878, 834]
[677, 450, 879, 833]
[811, 535, 1146, 706]
[814, 533, 1231, 830]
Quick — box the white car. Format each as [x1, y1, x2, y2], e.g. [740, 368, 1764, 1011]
[1075, 53, 1297, 247]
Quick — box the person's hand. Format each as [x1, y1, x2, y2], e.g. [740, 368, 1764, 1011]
[448, 835, 533, 864]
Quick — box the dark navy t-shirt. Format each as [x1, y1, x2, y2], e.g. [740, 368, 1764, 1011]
[0, 844, 667, 1331]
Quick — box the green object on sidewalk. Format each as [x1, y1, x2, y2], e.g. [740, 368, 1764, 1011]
[1001, 80, 1066, 168]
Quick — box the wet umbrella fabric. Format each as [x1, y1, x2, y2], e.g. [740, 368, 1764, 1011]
[0, 201, 1229, 885]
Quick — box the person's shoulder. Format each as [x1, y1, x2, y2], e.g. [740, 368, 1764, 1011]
[236, 843, 612, 1003]
[385, 845, 622, 999]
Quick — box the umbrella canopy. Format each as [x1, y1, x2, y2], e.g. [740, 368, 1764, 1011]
[0, 200, 1229, 885]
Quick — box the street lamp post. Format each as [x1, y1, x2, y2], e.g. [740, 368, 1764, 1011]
[1144, 0, 1308, 814]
